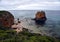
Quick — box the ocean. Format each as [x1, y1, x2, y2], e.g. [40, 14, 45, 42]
[9, 10, 60, 38]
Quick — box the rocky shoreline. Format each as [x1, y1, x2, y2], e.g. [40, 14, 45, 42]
[11, 18, 60, 39]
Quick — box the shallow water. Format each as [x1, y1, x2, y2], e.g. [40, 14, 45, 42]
[9, 10, 60, 38]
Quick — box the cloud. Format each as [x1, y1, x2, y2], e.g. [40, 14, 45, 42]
[0, 0, 60, 10]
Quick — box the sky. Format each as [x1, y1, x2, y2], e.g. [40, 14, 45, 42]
[0, 0, 60, 10]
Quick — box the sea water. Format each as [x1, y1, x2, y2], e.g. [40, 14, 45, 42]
[9, 10, 60, 38]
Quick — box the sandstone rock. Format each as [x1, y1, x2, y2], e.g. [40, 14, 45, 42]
[0, 11, 14, 28]
[34, 11, 47, 25]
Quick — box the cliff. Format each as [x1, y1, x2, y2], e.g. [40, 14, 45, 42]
[0, 11, 14, 28]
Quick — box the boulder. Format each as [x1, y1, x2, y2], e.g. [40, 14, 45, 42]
[0, 11, 14, 28]
[34, 11, 47, 25]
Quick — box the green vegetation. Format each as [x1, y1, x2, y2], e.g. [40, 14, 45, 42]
[0, 27, 60, 42]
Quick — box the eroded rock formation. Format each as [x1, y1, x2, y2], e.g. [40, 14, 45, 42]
[34, 11, 47, 25]
[0, 11, 14, 28]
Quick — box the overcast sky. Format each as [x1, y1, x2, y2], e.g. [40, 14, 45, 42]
[0, 0, 60, 10]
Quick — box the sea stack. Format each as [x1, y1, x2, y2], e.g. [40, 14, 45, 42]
[0, 11, 14, 28]
[34, 11, 47, 25]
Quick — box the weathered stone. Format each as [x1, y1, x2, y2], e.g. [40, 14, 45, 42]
[34, 11, 47, 25]
[0, 11, 14, 28]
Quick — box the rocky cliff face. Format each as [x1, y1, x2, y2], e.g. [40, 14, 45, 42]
[0, 11, 14, 28]
[35, 11, 47, 25]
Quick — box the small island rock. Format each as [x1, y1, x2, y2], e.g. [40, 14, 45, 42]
[34, 11, 47, 25]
